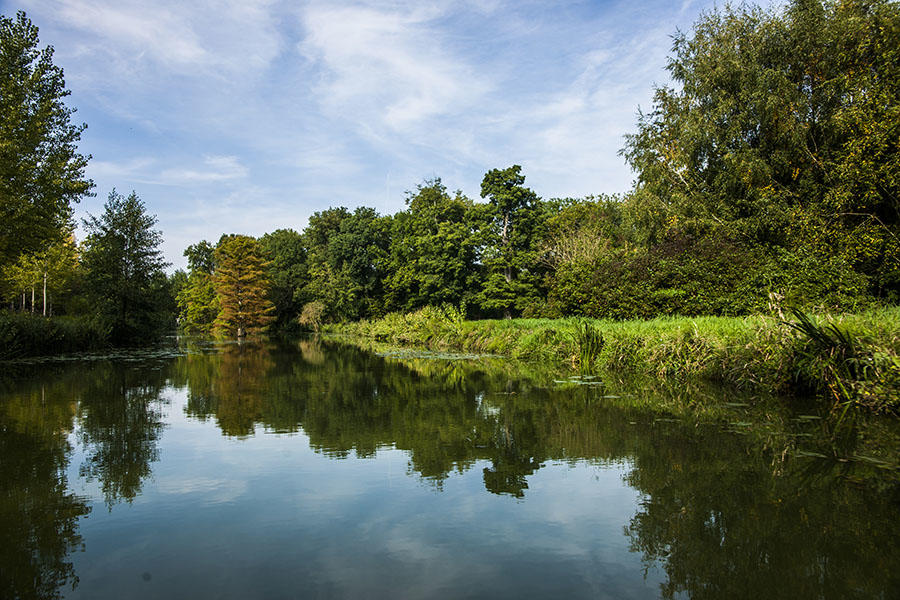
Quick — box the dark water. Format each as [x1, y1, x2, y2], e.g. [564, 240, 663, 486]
[1, 338, 899, 600]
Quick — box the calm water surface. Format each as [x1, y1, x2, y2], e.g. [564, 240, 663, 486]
[2, 338, 899, 599]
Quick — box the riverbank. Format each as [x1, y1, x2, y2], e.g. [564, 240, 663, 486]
[328, 305, 900, 413]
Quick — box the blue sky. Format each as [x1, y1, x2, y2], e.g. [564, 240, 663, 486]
[11, 0, 768, 270]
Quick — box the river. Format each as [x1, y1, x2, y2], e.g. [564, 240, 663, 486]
[1, 337, 898, 599]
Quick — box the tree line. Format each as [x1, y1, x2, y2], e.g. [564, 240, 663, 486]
[2, 0, 899, 346]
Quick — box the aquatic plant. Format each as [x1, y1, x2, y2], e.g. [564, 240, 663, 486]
[570, 319, 604, 372]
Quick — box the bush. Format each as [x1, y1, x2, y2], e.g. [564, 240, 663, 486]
[0, 311, 110, 360]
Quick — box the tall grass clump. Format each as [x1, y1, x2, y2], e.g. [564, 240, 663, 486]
[570, 319, 604, 372]
[784, 307, 899, 414]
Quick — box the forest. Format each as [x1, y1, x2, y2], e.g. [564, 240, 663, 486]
[1, 0, 899, 355]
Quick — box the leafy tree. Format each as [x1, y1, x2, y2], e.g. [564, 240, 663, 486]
[183, 240, 216, 274]
[0, 11, 93, 276]
[81, 190, 167, 343]
[384, 178, 480, 313]
[621, 0, 900, 302]
[176, 240, 220, 334]
[477, 165, 545, 318]
[177, 273, 219, 334]
[303, 207, 389, 321]
[29, 235, 79, 316]
[260, 228, 308, 329]
[213, 234, 274, 337]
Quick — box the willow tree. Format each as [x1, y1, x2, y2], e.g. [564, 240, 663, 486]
[213, 235, 273, 338]
[621, 0, 900, 301]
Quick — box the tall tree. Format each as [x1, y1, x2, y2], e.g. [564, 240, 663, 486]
[213, 235, 274, 338]
[478, 165, 544, 318]
[384, 178, 480, 313]
[81, 190, 167, 343]
[0, 11, 93, 277]
[260, 228, 307, 329]
[303, 207, 389, 321]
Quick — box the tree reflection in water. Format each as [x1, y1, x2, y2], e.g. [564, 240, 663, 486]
[1, 360, 168, 599]
[1, 375, 88, 600]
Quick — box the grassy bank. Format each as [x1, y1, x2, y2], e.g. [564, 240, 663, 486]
[329, 305, 900, 413]
[0, 311, 110, 360]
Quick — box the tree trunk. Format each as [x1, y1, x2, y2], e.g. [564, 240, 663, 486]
[31, 286, 35, 313]
[42, 271, 47, 317]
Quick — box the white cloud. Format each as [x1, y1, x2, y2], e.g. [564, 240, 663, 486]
[86, 155, 248, 186]
[299, 3, 492, 132]
[32, 0, 282, 74]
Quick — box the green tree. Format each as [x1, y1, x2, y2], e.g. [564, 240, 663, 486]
[477, 165, 545, 318]
[81, 190, 167, 343]
[0, 11, 93, 278]
[29, 235, 79, 316]
[384, 178, 480, 313]
[213, 234, 274, 337]
[176, 240, 220, 334]
[260, 228, 308, 329]
[620, 0, 900, 303]
[183, 240, 216, 274]
[302, 207, 389, 321]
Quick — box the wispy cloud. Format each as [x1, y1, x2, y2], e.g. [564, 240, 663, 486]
[160, 155, 249, 184]
[299, 3, 491, 132]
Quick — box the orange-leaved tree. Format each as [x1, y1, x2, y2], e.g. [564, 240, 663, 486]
[213, 235, 274, 337]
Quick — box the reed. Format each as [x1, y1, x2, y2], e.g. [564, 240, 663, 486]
[570, 319, 604, 372]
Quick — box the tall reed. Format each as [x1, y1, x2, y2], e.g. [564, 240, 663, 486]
[570, 319, 604, 372]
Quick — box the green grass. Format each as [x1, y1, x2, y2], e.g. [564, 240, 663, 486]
[328, 305, 900, 413]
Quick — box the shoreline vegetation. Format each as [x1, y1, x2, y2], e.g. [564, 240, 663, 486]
[0, 312, 110, 360]
[328, 305, 900, 415]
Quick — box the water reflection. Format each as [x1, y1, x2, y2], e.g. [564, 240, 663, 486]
[0, 338, 897, 599]
[0, 377, 88, 600]
[1, 362, 167, 599]
[77, 367, 167, 506]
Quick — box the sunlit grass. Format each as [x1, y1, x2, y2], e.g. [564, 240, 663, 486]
[329, 306, 900, 413]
